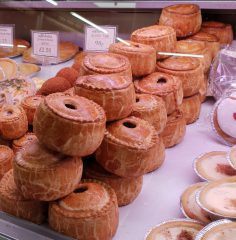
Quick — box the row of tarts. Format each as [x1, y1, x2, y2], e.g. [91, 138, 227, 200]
[0, 3, 234, 240]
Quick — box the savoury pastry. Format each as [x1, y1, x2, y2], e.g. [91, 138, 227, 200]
[75, 74, 135, 121]
[0, 58, 18, 80]
[199, 73, 208, 103]
[12, 133, 37, 153]
[0, 145, 13, 180]
[34, 93, 106, 156]
[56, 67, 79, 86]
[18, 63, 40, 77]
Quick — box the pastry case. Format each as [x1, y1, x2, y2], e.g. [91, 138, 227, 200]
[0, 1, 236, 240]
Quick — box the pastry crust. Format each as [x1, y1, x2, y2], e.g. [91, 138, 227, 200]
[130, 94, 167, 134]
[109, 41, 156, 77]
[201, 21, 233, 45]
[12, 132, 37, 153]
[179, 93, 201, 124]
[131, 25, 176, 60]
[156, 56, 204, 97]
[34, 93, 106, 156]
[0, 170, 47, 224]
[83, 156, 143, 206]
[95, 116, 164, 177]
[0, 104, 28, 140]
[18, 63, 41, 77]
[159, 4, 202, 37]
[0, 58, 18, 80]
[56, 67, 79, 86]
[49, 179, 119, 240]
[160, 110, 186, 148]
[13, 138, 83, 201]
[0, 145, 13, 179]
[21, 95, 44, 124]
[75, 74, 135, 121]
[199, 73, 208, 103]
[134, 72, 183, 115]
[79, 53, 132, 81]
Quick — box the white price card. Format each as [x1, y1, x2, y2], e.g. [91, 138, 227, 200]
[85, 26, 117, 52]
[0, 25, 14, 48]
[32, 31, 59, 58]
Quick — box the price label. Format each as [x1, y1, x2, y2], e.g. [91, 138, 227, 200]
[0, 25, 14, 48]
[32, 31, 59, 58]
[85, 26, 117, 52]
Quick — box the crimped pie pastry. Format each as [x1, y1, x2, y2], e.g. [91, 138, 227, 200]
[18, 63, 40, 77]
[181, 183, 211, 224]
[131, 25, 176, 60]
[160, 110, 186, 148]
[0, 170, 47, 224]
[176, 39, 211, 73]
[179, 93, 201, 125]
[96, 116, 164, 177]
[109, 41, 156, 77]
[21, 95, 44, 125]
[64, 87, 75, 96]
[12, 133, 37, 154]
[146, 219, 204, 240]
[189, 32, 220, 60]
[75, 74, 135, 121]
[49, 179, 119, 240]
[159, 4, 202, 37]
[72, 52, 95, 72]
[83, 155, 143, 206]
[134, 72, 183, 115]
[194, 151, 236, 181]
[34, 93, 106, 156]
[13, 138, 83, 201]
[156, 56, 204, 97]
[130, 94, 167, 134]
[201, 21, 233, 45]
[0, 58, 18, 80]
[79, 52, 132, 81]
[0, 104, 28, 140]
[0, 145, 13, 179]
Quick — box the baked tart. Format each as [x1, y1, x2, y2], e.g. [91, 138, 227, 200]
[0, 104, 28, 140]
[0, 170, 47, 224]
[83, 156, 143, 206]
[18, 63, 40, 77]
[159, 4, 202, 37]
[12, 132, 37, 153]
[109, 41, 156, 77]
[201, 21, 233, 45]
[160, 110, 186, 148]
[49, 179, 119, 240]
[96, 116, 164, 177]
[0, 58, 18, 80]
[0, 145, 13, 180]
[131, 25, 176, 60]
[21, 95, 44, 125]
[194, 151, 236, 181]
[156, 56, 204, 97]
[181, 183, 211, 224]
[34, 93, 106, 156]
[75, 74, 135, 121]
[179, 93, 201, 125]
[130, 94, 167, 134]
[134, 72, 183, 115]
[79, 52, 132, 81]
[13, 138, 83, 201]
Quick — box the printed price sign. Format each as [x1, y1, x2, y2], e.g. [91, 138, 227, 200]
[32, 31, 59, 58]
[0, 25, 14, 48]
[85, 26, 117, 52]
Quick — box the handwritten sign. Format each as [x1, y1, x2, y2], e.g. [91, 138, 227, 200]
[85, 26, 116, 52]
[0, 25, 14, 48]
[32, 31, 59, 58]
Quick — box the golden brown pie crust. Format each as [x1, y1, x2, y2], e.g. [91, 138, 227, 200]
[0, 170, 47, 224]
[13, 138, 83, 201]
[131, 25, 176, 60]
[95, 116, 163, 177]
[199, 73, 208, 103]
[0, 105, 28, 140]
[134, 72, 183, 115]
[0, 145, 13, 180]
[160, 110, 186, 148]
[0, 58, 18, 80]
[18, 63, 40, 77]
[156, 56, 204, 97]
[34, 93, 106, 156]
[75, 74, 135, 121]
[109, 41, 156, 77]
[48, 179, 119, 240]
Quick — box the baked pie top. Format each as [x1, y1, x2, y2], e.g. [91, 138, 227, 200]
[157, 56, 200, 71]
[43, 93, 105, 123]
[176, 40, 206, 53]
[0, 58, 18, 80]
[190, 32, 219, 42]
[13, 133, 37, 149]
[202, 21, 226, 28]
[0, 105, 24, 122]
[0, 145, 13, 163]
[22, 95, 44, 109]
[164, 4, 200, 15]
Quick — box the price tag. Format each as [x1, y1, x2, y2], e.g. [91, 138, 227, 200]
[85, 26, 117, 52]
[0, 25, 14, 48]
[32, 31, 59, 58]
